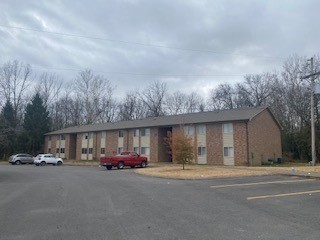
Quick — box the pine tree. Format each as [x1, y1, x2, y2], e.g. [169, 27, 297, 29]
[23, 93, 50, 155]
[0, 101, 16, 159]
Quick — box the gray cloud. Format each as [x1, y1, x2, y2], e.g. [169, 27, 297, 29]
[0, 0, 319, 98]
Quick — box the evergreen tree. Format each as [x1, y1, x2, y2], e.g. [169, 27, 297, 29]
[0, 101, 16, 159]
[23, 93, 50, 155]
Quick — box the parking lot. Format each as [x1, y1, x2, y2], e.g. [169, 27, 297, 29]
[1, 164, 320, 240]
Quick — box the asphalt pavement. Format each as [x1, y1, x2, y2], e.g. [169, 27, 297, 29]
[1, 164, 320, 240]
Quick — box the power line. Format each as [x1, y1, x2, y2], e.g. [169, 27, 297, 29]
[0, 24, 286, 60]
[30, 64, 246, 77]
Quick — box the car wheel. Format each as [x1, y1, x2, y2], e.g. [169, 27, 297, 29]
[57, 161, 63, 166]
[117, 162, 124, 169]
[141, 161, 147, 168]
[35, 163, 39, 166]
[15, 160, 21, 165]
[40, 161, 46, 166]
[106, 165, 112, 170]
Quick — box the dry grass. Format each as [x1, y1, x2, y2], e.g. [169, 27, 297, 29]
[135, 163, 320, 179]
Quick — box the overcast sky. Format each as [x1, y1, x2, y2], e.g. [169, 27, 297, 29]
[1, 0, 319, 98]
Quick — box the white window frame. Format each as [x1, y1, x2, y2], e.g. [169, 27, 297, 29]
[118, 130, 124, 138]
[184, 125, 194, 136]
[223, 123, 233, 134]
[101, 131, 106, 139]
[141, 128, 150, 137]
[198, 147, 206, 156]
[134, 129, 139, 137]
[224, 147, 234, 157]
[141, 147, 150, 155]
[197, 125, 206, 135]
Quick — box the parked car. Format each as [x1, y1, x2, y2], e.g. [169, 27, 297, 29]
[34, 154, 63, 166]
[100, 151, 148, 170]
[9, 154, 34, 165]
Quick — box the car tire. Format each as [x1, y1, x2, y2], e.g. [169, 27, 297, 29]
[141, 161, 147, 168]
[117, 162, 124, 169]
[15, 160, 21, 165]
[40, 161, 46, 166]
[131, 165, 135, 168]
[57, 161, 63, 166]
[106, 165, 112, 170]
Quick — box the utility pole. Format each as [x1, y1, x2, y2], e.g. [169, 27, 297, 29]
[301, 57, 320, 166]
[310, 57, 316, 166]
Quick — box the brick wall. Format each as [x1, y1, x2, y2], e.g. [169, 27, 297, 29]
[233, 122, 248, 165]
[106, 130, 118, 156]
[128, 129, 134, 151]
[65, 134, 70, 159]
[76, 133, 82, 161]
[69, 134, 77, 160]
[51, 135, 57, 156]
[206, 123, 223, 165]
[150, 128, 158, 162]
[248, 109, 282, 165]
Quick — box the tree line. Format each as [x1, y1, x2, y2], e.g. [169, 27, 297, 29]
[0, 54, 319, 161]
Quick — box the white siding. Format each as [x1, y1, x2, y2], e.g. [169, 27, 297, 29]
[223, 123, 234, 165]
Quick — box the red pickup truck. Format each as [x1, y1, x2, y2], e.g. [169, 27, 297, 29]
[100, 151, 148, 170]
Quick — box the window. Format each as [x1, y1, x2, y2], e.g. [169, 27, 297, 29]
[134, 129, 139, 137]
[89, 133, 93, 139]
[60, 148, 65, 153]
[48, 148, 51, 153]
[81, 148, 87, 154]
[118, 147, 123, 154]
[184, 125, 194, 136]
[56, 148, 59, 153]
[141, 147, 150, 155]
[83, 133, 89, 140]
[48, 136, 51, 141]
[118, 130, 124, 138]
[198, 147, 206, 156]
[89, 148, 93, 154]
[224, 147, 234, 157]
[101, 131, 106, 139]
[141, 128, 150, 136]
[60, 135, 65, 140]
[197, 125, 206, 135]
[133, 147, 140, 154]
[223, 123, 233, 134]
[101, 148, 105, 154]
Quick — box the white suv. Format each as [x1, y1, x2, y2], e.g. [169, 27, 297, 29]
[34, 154, 63, 166]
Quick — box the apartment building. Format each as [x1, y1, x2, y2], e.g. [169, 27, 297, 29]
[44, 106, 282, 166]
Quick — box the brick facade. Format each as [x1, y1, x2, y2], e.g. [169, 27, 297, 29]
[106, 130, 118, 156]
[44, 108, 282, 165]
[206, 123, 223, 165]
[233, 122, 248, 165]
[248, 109, 282, 165]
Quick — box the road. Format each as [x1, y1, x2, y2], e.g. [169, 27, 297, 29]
[1, 164, 320, 240]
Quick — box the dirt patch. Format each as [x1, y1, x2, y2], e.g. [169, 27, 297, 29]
[135, 164, 273, 179]
[135, 163, 320, 179]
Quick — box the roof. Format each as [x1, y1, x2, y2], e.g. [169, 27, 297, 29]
[46, 106, 269, 135]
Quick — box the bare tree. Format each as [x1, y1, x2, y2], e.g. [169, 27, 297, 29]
[36, 72, 63, 108]
[185, 92, 204, 113]
[208, 83, 235, 110]
[235, 73, 277, 108]
[0, 60, 32, 126]
[165, 91, 187, 115]
[140, 81, 167, 117]
[73, 69, 115, 124]
[118, 90, 146, 120]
